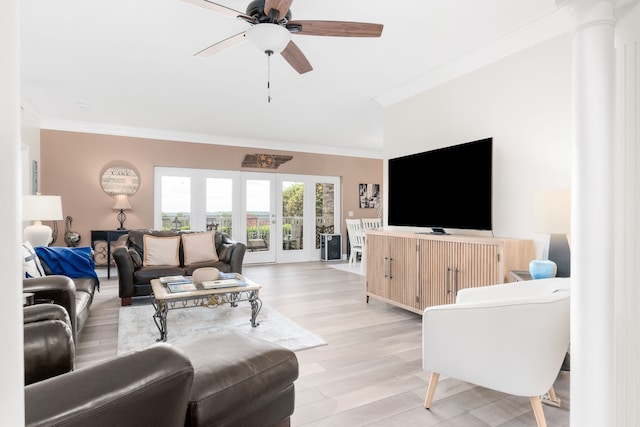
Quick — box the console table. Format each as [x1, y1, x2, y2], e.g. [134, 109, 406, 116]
[365, 230, 535, 314]
[90, 230, 129, 279]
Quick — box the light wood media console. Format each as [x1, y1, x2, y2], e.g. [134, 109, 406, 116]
[365, 230, 535, 314]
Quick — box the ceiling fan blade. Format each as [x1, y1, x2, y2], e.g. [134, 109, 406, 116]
[287, 20, 383, 37]
[264, 0, 294, 21]
[182, 0, 252, 20]
[281, 40, 313, 74]
[194, 32, 246, 57]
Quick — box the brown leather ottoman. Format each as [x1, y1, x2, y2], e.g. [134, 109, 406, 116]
[174, 331, 299, 427]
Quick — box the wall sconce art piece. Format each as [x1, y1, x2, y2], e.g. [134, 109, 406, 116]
[101, 166, 140, 197]
[242, 154, 293, 169]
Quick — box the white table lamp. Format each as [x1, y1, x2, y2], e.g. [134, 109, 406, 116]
[23, 195, 63, 247]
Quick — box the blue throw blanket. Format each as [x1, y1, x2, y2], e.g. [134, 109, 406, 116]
[34, 246, 99, 283]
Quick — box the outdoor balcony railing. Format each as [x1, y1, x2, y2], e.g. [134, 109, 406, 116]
[161, 214, 334, 250]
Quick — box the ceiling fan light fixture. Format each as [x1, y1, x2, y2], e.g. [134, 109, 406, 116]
[246, 23, 291, 54]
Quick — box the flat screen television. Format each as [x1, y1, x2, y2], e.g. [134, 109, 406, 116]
[387, 137, 493, 234]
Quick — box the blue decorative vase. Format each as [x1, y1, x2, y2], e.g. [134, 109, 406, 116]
[529, 259, 558, 279]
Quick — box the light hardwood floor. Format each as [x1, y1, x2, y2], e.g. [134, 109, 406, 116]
[76, 261, 570, 427]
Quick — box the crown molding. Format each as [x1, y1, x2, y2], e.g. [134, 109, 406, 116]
[374, 9, 571, 108]
[37, 119, 384, 159]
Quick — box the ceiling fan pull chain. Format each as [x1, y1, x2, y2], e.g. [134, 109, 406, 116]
[266, 50, 273, 103]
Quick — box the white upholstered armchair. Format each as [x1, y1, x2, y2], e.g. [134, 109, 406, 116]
[422, 278, 570, 427]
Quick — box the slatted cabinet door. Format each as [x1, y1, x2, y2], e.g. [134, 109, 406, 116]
[418, 240, 501, 309]
[458, 241, 502, 291]
[366, 233, 389, 300]
[366, 233, 418, 312]
[387, 235, 418, 310]
[418, 239, 460, 307]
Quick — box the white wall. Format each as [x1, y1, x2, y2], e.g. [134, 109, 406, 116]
[0, 0, 26, 424]
[21, 106, 40, 196]
[382, 33, 572, 257]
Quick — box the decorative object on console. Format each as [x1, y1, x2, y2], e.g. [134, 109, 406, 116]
[22, 194, 63, 247]
[113, 194, 132, 230]
[532, 188, 571, 278]
[242, 153, 293, 169]
[529, 259, 558, 279]
[64, 216, 81, 247]
[100, 165, 139, 196]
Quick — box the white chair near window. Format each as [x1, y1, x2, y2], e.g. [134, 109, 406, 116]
[361, 218, 382, 231]
[345, 219, 365, 271]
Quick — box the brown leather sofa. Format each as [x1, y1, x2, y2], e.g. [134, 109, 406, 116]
[25, 342, 195, 427]
[23, 312, 299, 427]
[23, 303, 75, 386]
[113, 229, 247, 306]
[23, 273, 98, 344]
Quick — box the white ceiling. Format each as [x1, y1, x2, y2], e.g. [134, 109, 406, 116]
[20, 0, 569, 158]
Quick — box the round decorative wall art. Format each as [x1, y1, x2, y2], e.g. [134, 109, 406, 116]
[101, 166, 140, 197]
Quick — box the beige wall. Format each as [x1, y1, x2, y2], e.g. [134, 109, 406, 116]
[40, 130, 382, 252]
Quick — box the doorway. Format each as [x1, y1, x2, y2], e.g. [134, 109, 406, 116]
[154, 167, 340, 264]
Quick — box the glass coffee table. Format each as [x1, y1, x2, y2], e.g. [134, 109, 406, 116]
[150, 273, 262, 342]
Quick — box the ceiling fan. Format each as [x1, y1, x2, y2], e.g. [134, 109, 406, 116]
[182, 0, 384, 74]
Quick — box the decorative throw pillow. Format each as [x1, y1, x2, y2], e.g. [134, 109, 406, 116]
[182, 232, 219, 265]
[143, 235, 180, 267]
[22, 242, 45, 278]
[129, 248, 143, 269]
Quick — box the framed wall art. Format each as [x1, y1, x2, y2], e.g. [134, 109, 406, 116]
[31, 160, 38, 195]
[359, 183, 380, 209]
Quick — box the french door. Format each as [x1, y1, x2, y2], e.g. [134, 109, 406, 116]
[155, 167, 340, 264]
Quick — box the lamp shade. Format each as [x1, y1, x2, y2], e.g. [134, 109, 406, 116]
[245, 23, 291, 54]
[22, 195, 63, 247]
[113, 194, 132, 210]
[23, 195, 63, 221]
[532, 189, 571, 234]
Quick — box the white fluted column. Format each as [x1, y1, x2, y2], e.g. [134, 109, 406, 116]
[613, 2, 640, 425]
[556, 0, 616, 425]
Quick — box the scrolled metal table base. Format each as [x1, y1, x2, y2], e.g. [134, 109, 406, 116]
[151, 289, 262, 342]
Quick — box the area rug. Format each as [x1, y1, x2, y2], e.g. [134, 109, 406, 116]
[117, 301, 327, 355]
